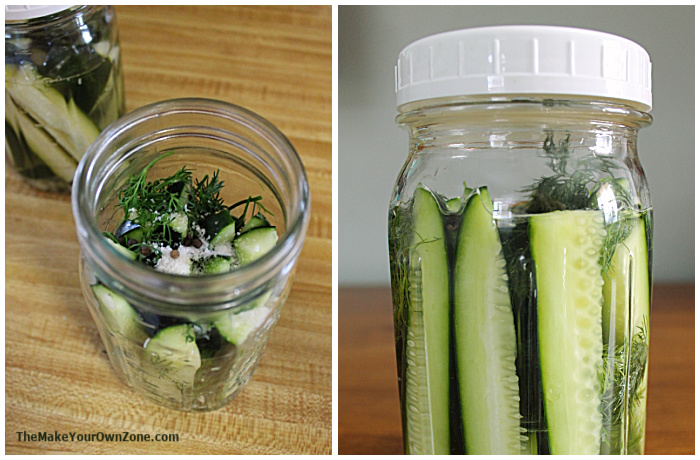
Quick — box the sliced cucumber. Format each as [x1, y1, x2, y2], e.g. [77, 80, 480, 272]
[202, 256, 231, 274]
[404, 186, 450, 454]
[629, 223, 650, 455]
[5, 90, 20, 134]
[202, 210, 234, 242]
[66, 96, 101, 156]
[144, 324, 201, 397]
[453, 187, 522, 454]
[6, 91, 77, 182]
[601, 216, 650, 454]
[123, 227, 144, 244]
[166, 211, 188, 235]
[233, 227, 278, 266]
[104, 236, 138, 261]
[87, 44, 122, 130]
[210, 220, 237, 248]
[445, 197, 462, 213]
[445, 185, 473, 214]
[239, 213, 271, 234]
[530, 210, 605, 454]
[91, 284, 147, 344]
[602, 216, 650, 347]
[214, 299, 271, 345]
[114, 219, 141, 240]
[6, 63, 99, 163]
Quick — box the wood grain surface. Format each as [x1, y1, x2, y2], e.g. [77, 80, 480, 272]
[5, 6, 331, 454]
[339, 284, 695, 455]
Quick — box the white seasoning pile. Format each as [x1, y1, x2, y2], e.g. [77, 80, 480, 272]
[154, 226, 237, 275]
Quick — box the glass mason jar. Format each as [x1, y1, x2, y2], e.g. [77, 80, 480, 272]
[72, 98, 310, 411]
[5, 5, 125, 192]
[389, 26, 653, 454]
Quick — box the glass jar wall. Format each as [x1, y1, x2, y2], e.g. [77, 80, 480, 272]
[72, 99, 310, 411]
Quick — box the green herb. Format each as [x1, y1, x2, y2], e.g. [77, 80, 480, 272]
[230, 195, 275, 233]
[389, 197, 445, 328]
[389, 202, 414, 329]
[103, 231, 121, 244]
[523, 173, 591, 213]
[599, 319, 649, 453]
[186, 170, 227, 222]
[113, 153, 275, 267]
[522, 132, 635, 273]
[589, 177, 635, 271]
[116, 152, 191, 259]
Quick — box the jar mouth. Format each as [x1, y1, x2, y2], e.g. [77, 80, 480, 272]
[72, 98, 310, 313]
[396, 96, 653, 130]
[5, 6, 89, 28]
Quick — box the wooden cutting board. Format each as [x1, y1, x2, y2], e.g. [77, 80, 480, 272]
[5, 5, 331, 454]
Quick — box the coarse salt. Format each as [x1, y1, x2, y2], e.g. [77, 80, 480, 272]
[154, 231, 236, 275]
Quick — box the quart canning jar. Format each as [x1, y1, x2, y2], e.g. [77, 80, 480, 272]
[388, 26, 653, 454]
[72, 98, 310, 411]
[5, 5, 125, 192]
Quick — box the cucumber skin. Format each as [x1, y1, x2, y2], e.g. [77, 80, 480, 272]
[104, 237, 138, 261]
[6, 91, 78, 183]
[404, 186, 451, 454]
[453, 188, 522, 454]
[530, 210, 606, 455]
[203, 256, 231, 274]
[602, 216, 650, 347]
[145, 324, 202, 395]
[90, 284, 147, 344]
[214, 299, 271, 345]
[629, 217, 651, 455]
[6, 63, 100, 162]
[233, 227, 278, 266]
[210, 221, 237, 248]
[602, 216, 651, 454]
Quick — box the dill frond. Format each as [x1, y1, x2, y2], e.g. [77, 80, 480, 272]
[599, 320, 649, 453]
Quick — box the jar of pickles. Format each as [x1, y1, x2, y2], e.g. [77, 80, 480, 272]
[5, 5, 125, 192]
[389, 26, 653, 454]
[72, 98, 310, 411]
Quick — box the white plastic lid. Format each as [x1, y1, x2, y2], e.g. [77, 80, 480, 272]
[395, 25, 652, 111]
[5, 5, 72, 21]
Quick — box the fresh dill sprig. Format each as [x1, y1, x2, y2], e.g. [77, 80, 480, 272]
[116, 152, 191, 258]
[186, 170, 227, 221]
[114, 153, 276, 266]
[524, 133, 636, 273]
[389, 198, 442, 329]
[389, 202, 415, 328]
[542, 131, 571, 175]
[523, 172, 592, 213]
[599, 319, 649, 453]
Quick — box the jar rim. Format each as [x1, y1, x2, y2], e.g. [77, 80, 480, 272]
[72, 98, 310, 313]
[396, 97, 653, 129]
[5, 5, 93, 27]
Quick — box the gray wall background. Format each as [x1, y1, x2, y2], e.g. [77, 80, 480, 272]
[339, 5, 694, 286]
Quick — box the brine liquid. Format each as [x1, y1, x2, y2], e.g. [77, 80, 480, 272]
[389, 203, 652, 455]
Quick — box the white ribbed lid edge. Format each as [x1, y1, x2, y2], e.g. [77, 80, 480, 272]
[395, 26, 652, 111]
[5, 5, 72, 21]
